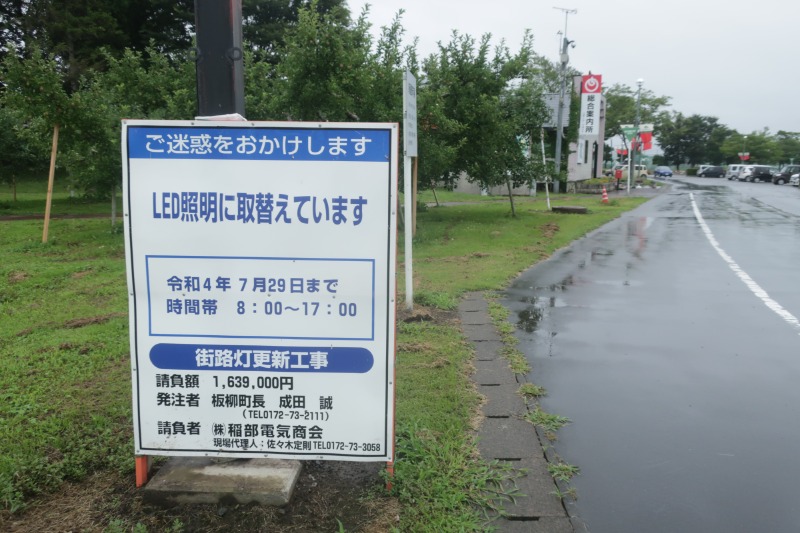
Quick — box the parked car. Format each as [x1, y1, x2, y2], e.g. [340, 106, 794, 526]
[739, 165, 774, 182]
[618, 164, 649, 180]
[697, 165, 715, 175]
[698, 166, 724, 177]
[736, 165, 755, 181]
[605, 163, 627, 177]
[790, 173, 800, 187]
[726, 164, 743, 180]
[772, 164, 800, 185]
[653, 166, 673, 177]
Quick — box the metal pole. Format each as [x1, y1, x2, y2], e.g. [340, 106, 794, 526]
[743, 135, 747, 162]
[552, 8, 576, 182]
[628, 79, 643, 194]
[194, 0, 245, 117]
[627, 134, 632, 195]
[404, 156, 413, 310]
[634, 79, 643, 189]
[554, 49, 567, 178]
[636, 80, 643, 172]
[541, 128, 551, 210]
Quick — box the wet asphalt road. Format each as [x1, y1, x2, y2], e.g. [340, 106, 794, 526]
[503, 178, 800, 532]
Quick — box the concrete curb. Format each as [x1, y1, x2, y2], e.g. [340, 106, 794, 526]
[458, 292, 574, 532]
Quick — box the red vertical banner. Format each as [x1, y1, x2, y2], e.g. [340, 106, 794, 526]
[578, 74, 603, 137]
[640, 132, 653, 150]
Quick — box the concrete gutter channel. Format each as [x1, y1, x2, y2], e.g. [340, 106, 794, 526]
[459, 293, 577, 533]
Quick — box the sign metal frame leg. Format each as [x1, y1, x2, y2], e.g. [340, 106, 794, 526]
[135, 455, 151, 488]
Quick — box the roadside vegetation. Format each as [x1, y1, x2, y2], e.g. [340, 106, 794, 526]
[0, 182, 648, 531]
[1, 2, 657, 529]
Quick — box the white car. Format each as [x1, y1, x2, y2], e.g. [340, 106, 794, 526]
[790, 173, 799, 187]
[726, 164, 743, 180]
[737, 165, 756, 181]
[605, 163, 627, 177]
[618, 164, 649, 180]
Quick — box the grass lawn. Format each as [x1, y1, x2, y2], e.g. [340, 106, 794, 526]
[1, 177, 121, 217]
[0, 188, 648, 531]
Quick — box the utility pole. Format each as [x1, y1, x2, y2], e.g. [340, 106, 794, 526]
[194, 0, 245, 117]
[628, 78, 643, 194]
[553, 7, 577, 188]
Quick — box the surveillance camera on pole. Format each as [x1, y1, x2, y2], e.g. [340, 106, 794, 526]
[552, 7, 577, 186]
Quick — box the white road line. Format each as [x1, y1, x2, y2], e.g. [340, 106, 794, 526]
[690, 192, 800, 335]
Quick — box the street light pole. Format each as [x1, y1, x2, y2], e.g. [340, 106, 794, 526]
[628, 78, 643, 194]
[553, 7, 576, 188]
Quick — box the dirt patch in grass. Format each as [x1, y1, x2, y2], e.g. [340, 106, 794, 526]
[8, 271, 29, 283]
[15, 313, 127, 337]
[540, 222, 560, 238]
[397, 306, 460, 329]
[1, 461, 398, 533]
[397, 341, 437, 353]
[71, 269, 94, 279]
[63, 312, 127, 329]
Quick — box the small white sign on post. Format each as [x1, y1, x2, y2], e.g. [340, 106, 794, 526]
[122, 120, 398, 462]
[402, 70, 417, 310]
[403, 70, 417, 158]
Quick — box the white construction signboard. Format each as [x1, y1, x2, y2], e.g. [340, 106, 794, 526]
[122, 120, 398, 461]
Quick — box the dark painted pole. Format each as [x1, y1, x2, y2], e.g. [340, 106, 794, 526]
[194, 0, 245, 117]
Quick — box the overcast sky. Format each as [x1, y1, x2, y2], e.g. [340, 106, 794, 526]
[352, 0, 798, 135]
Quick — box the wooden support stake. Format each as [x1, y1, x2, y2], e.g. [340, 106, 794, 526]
[42, 123, 59, 243]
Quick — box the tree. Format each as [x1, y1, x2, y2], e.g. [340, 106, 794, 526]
[0, 0, 41, 62]
[0, 0, 193, 90]
[242, 0, 349, 59]
[422, 32, 538, 193]
[772, 131, 800, 165]
[0, 104, 49, 200]
[358, 9, 416, 123]
[705, 122, 734, 164]
[496, 72, 550, 212]
[2, 44, 71, 180]
[2, 45, 70, 128]
[62, 45, 195, 199]
[657, 112, 732, 167]
[268, 2, 373, 121]
[723, 130, 780, 165]
[603, 83, 670, 154]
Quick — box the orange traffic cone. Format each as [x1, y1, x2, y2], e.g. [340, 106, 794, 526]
[601, 186, 609, 204]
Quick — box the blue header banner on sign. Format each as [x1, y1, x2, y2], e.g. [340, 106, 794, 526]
[150, 343, 375, 373]
[127, 126, 391, 162]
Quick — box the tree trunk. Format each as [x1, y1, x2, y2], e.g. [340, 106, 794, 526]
[431, 187, 440, 207]
[506, 177, 516, 217]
